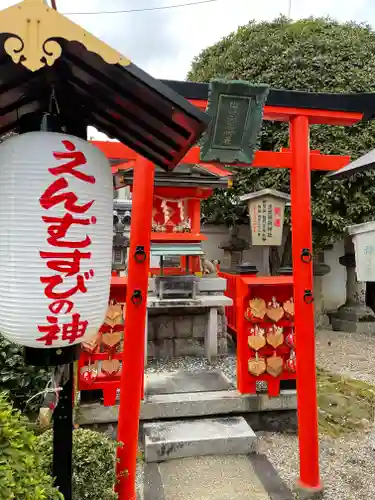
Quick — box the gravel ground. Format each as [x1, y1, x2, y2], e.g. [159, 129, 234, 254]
[145, 352, 237, 386]
[258, 429, 375, 500]
[262, 328, 375, 500]
[316, 328, 375, 385]
[136, 461, 143, 500]
[139, 329, 375, 499]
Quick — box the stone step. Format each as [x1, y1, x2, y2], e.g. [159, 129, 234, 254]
[78, 388, 297, 424]
[145, 369, 232, 395]
[143, 416, 258, 463]
[141, 388, 297, 421]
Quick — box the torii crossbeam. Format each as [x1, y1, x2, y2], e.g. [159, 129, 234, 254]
[93, 141, 351, 172]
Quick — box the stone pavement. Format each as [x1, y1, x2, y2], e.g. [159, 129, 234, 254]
[145, 369, 231, 395]
[144, 454, 294, 500]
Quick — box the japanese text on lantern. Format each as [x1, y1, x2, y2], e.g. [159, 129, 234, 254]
[37, 140, 96, 346]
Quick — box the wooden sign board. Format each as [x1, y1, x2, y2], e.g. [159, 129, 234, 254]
[240, 189, 290, 247]
[200, 80, 269, 164]
[348, 221, 375, 281]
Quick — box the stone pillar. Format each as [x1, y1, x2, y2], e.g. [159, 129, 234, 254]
[313, 251, 331, 329]
[144, 310, 148, 367]
[330, 237, 375, 333]
[278, 230, 293, 276]
[205, 308, 218, 362]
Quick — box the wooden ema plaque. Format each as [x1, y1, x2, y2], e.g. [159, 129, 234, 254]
[78, 278, 127, 406]
[237, 277, 296, 397]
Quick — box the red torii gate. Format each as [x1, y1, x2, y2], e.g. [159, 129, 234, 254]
[94, 102, 361, 499]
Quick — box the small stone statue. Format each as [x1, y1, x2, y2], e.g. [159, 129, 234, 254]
[201, 257, 218, 276]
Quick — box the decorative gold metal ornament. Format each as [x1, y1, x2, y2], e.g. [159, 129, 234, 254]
[0, 0, 130, 72]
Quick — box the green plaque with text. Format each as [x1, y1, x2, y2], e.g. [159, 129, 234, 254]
[200, 80, 269, 164]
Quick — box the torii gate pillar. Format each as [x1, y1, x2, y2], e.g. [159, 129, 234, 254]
[290, 116, 321, 493]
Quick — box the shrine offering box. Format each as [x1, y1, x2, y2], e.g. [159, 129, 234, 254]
[236, 276, 296, 397]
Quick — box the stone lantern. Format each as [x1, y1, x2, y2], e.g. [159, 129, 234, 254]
[219, 226, 250, 271]
[329, 235, 375, 333]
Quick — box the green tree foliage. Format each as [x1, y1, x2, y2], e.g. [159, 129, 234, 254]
[36, 428, 117, 500]
[0, 392, 63, 500]
[188, 17, 375, 246]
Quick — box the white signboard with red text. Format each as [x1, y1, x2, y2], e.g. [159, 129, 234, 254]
[240, 189, 290, 246]
[0, 132, 113, 348]
[348, 220, 375, 282]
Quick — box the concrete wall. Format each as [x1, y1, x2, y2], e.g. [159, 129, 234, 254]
[322, 240, 346, 311]
[202, 224, 267, 269]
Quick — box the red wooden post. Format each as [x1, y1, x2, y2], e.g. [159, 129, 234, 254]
[290, 116, 321, 492]
[189, 198, 201, 234]
[116, 155, 155, 500]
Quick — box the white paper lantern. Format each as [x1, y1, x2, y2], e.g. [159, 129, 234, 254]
[0, 132, 113, 348]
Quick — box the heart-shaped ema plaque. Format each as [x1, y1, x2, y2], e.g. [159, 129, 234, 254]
[248, 334, 266, 351]
[81, 333, 100, 354]
[101, 331, 122, 349]
[248, 356, 266, 376]
[249, 298, 266, 320]
[266, 297, 285, 322]
[266, 355, 284, 377]
[104, 302, 123, 327]
[267, 326, 284, 348]
[101, 359, 121, 377]
[81, 366, 98, 385]
[283, 298, 294, 318]
[82, 370, 97, 385]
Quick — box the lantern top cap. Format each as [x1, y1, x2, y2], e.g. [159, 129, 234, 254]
[347, 220, 375, 236]
[328, 148, 375, 179]
[239, 189, 291, 203]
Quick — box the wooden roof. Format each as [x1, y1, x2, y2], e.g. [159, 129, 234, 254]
[0, 0, 209, 171]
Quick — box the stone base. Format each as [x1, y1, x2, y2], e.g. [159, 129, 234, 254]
[330, 305, 375, 334]
[148, 337, 228, 359]
[147, 307, 228, 360]
[330, 318, 375, 334]
[294, 481, 324, 500]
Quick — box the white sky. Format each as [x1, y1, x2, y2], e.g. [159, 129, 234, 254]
[1, 0, 374, 138]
